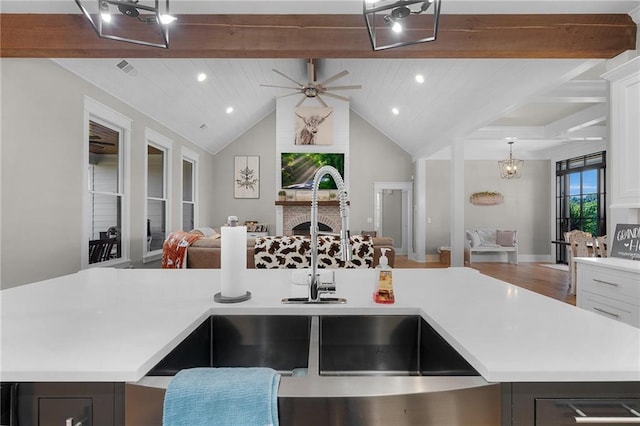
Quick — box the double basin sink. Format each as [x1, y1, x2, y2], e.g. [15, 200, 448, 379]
[141, 315, 500, 425]
[148, 314, 479, 378]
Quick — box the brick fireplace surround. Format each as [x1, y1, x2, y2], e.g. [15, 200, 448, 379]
[277, 201, 343, 236]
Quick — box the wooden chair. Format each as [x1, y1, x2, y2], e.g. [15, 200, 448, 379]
[592, 235, 607, 258]
[564, 230, 592, 295]
[89, 239, 116, 264]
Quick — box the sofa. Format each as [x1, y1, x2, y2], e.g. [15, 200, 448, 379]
[465, 228, 518, 264]
[186, 234, 395, 269]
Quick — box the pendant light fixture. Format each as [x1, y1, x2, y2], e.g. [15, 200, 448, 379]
[363, 0, 442, 51]
[498, 140, 524, 179]
[74, 0, 176, 49]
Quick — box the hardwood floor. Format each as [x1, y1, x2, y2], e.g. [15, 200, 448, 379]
[394, 256, 576, 306]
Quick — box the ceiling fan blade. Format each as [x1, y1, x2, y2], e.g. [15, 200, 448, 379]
[276, 92, 304, 99]
[322, 92, 350, 102]
[260, 84, 303, 90]
[318, 70, 349, 87]
[323, 85, 362, 91]
[316, 95, 329, 108]
[296, 95, 307, 107]
[272, 69, 303, 87]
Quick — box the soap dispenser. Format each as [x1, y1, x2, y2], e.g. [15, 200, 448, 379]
[373, 248, 395, 304]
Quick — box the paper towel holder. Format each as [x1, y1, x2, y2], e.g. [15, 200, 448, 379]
[214, 291, 252, 303]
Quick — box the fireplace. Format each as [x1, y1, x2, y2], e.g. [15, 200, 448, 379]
[276, 201, 343, 236]
[292, 222, 332, 236]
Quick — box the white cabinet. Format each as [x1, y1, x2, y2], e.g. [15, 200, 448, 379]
[576, 258, 640, 327]
[603, 55, 640, 208]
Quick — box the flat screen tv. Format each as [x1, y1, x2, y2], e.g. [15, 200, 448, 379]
[281, 152, 345, 190]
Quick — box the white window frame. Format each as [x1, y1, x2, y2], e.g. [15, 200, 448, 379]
[144, 128, 173, 262]
[82, 96, 132, 268]
[181, 147, 199, 231]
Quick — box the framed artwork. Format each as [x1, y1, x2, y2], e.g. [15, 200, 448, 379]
[294, 106, 333, 145]
[234, 155, 260, 199]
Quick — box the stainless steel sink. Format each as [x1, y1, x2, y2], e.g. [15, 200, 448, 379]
[136, 315, 499, 425]
[148, 315, 311, 375]
[319, 315, 479, 376]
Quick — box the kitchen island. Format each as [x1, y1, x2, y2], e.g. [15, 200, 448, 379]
[1, 267, 639, 425]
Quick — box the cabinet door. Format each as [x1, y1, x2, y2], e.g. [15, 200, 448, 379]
[17, 383, 124, 426]
[39, 398, 92, 426]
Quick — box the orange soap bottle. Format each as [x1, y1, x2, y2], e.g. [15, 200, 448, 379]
[373, 248, 395, 304]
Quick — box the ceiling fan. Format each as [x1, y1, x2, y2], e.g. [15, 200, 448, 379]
[261, 59, 362, 107]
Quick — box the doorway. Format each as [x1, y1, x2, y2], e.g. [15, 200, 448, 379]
[374, 182, 413, 256]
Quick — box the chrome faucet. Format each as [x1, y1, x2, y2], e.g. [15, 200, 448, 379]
[308, 165, 351, 302]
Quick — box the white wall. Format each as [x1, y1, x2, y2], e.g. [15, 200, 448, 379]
[423, 159, 551, 260]
[1, 59, 213, 288]
[209, 109, 413, 236]
[210, 112, 278, 230]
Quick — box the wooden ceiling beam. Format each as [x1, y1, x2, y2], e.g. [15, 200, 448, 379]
[1, 13, 635, 58]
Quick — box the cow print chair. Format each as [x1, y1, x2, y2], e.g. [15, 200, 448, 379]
[254, 235, 374, 269]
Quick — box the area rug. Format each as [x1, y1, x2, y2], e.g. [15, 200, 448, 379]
[540, 263, 569, 272]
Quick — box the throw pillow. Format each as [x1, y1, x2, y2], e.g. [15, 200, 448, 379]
[465, 230, 481, 247]
[496, 230, 517, 247]
[476, 228, 496, 246]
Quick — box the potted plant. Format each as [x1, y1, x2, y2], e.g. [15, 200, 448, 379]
[278, 190, 286, 201]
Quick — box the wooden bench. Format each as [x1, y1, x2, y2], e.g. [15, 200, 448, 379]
[469, 245, 518, 264]
[466, 229, 519, 264]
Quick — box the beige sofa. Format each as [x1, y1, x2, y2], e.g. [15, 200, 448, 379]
[186, 235, 395, 269]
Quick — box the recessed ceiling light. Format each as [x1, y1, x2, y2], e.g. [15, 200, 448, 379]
[392, 107, 399, 115]
[226, 106, 234, 114]
[197, 73, 207, 82]
[415, 74, 425, 83]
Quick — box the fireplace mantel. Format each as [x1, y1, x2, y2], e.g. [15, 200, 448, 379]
[275, 201, 349, 206]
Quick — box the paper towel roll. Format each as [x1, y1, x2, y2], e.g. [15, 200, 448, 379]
[220, 225, 247, 298]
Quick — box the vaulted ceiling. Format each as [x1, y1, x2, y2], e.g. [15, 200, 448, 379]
[1, 0, 638, 159]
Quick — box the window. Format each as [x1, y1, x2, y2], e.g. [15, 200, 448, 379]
[84, 97, 131, 267]
[556, 151, 606, 263]
[182, 148, 199, 231]
[145, 129, 172, 257]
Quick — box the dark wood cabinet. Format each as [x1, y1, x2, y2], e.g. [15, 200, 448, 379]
[14, 383, 124, 426]
[504, 382, 640, 426]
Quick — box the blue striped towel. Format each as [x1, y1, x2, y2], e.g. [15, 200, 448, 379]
[163, 367, 280, 426]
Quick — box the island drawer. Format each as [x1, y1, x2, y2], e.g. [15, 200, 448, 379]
[535, 398, 640, 425]
[579, 292, 640, 327]
[579, 265, 639, 303]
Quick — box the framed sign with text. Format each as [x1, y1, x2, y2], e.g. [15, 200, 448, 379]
[610, 224, 640, 261]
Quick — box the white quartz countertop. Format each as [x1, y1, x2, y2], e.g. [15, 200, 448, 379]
[574, 256, 640, 274]
[1, 267, 639, 383]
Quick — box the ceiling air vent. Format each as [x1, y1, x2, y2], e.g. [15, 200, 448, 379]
[116, 60, 138, 77]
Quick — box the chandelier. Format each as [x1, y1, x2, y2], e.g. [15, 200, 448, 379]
[363, 0, 442, 51]
[498, 141, 524, 179]
[74, 0, 177, 49]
